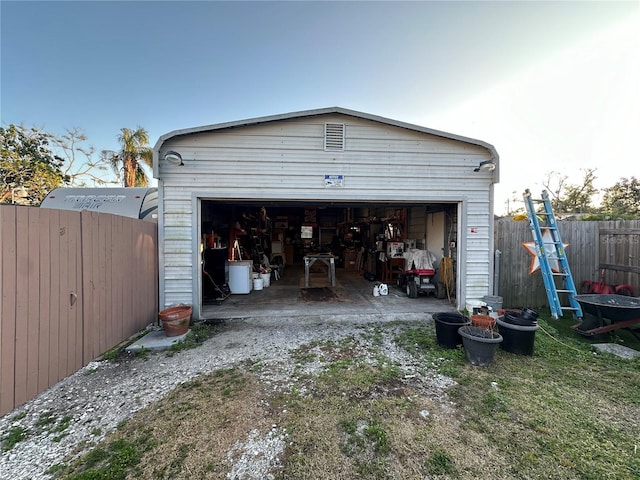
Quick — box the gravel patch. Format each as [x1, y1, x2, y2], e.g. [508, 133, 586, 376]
[0, 315, 453, 479]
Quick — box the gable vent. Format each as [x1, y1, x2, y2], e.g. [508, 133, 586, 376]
[324, 123, 345, 151]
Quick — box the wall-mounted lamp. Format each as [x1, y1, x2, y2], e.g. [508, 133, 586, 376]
[163, 150, 184, 166]
[473, 160, 496, 172]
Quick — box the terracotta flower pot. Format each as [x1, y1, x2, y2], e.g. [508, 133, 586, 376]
[470, 314, 496, 329]
[159, 305, 192, 337]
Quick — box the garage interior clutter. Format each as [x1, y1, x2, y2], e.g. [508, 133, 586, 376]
[201, 202, 455, 304]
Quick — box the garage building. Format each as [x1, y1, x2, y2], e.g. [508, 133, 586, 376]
[152, 107, 499, 320]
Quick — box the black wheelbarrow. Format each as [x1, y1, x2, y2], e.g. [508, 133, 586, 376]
[572, 294, 640, 341]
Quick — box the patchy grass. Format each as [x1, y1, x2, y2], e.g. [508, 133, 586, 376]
[99, 321, 224, 362]
[398, 314, 640, 479]
[446, 317, 640, 480]
[1, 426, 28, 452]
[2, 411, 79, 451]
[50, 317, 640, 479]
[52, 368, 266, 479]
[166, 321, 222, 355]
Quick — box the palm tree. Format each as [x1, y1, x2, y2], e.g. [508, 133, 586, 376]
[109, 127, 153, 187]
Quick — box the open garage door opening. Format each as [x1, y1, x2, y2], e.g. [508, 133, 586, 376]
[197, 199, 459, 317]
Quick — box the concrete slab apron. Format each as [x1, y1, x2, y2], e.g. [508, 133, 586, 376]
[200, 267, 456, 321]
[126, 329, 190, 352]
[592, 343, 640, 359]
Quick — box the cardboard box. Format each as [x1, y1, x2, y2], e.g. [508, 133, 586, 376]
[344, 250, 357, 271]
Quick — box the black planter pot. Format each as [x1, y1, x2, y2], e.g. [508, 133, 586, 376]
[520, 308, 539, 322]
[458, 325, 502, 366]
[503, 311, 537, 327]
[432, 313, 471, 349]
[496, 317, 540, 355]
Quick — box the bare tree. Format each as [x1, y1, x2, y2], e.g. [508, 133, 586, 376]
[51, 128, 120, 187]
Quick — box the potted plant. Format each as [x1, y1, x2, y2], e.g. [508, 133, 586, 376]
[458, 320, 502, 367]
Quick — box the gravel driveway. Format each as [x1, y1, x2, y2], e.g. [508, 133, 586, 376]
[0, 313, 455, 479]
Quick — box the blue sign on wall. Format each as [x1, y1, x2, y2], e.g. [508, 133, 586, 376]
[324, 175, 344, 187]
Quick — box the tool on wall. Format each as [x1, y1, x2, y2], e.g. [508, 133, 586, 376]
[523, 189, 582, 319]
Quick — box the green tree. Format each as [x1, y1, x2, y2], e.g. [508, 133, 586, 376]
[600, 177, 640, 218]
[0, 124, 68, 205]
[561, 168, 598, 214]
[105, 127, 153, 187]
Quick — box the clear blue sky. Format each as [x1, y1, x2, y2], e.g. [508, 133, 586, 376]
[2, 1, 638, 213]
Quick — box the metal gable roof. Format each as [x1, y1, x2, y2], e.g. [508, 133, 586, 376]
[153, 106, 499, 176]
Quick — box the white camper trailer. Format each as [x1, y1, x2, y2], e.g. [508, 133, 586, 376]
[40, 187, 158, 222]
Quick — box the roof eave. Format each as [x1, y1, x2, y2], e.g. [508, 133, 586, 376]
[153, 107, 499, 179]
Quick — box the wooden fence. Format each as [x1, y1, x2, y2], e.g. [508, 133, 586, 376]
[0, 206, 158, 416]
[495, 218, 640, 310]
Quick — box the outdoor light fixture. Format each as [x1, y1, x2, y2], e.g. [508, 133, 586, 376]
[163, 150, 184, 166]
[474, 160, 496, 172]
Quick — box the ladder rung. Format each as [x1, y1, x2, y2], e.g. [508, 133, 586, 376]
[556, 289, 576, 293]
[561, 307, 580, 311]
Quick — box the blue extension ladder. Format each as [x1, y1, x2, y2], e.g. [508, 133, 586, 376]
[522, 189, 583, 319]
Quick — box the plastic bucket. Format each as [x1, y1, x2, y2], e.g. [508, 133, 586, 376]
[432, 312, 471, 349]
[466, 300, 485, 314]
[482, 295, 503, 311]
[260, 273, 271, 287]
[253, 278, 264, 290]
[496, 317, 539, 355]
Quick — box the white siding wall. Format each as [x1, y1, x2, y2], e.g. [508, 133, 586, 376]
[157, 114, 495, 311]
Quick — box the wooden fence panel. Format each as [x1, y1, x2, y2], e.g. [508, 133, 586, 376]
[0, 206, 17, 415]
[14, 208, 31, 408]
[0, 206, 157, 417]
[47, 210, 61, 388]
[27, 209, 42, 403]
[37, 209, 51, 394]
[598, 222, 640, 291]
[494, 218, 543, 308]
[496, 219, 640, 310]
